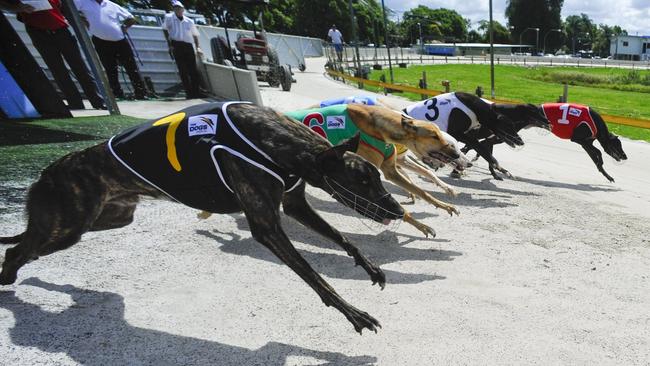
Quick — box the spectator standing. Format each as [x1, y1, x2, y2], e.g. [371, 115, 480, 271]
[163, 1, 205, 99]
[0, 0, 106, 109]
[327, 24, 344, 62]
[73, 0, 147, 99]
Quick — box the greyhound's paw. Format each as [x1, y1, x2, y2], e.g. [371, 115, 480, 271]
[441, 204, 459, 216]
[492, 174, 504, 181]
[197, 211, 212, 220]
[0, 270, 17, 286]
[369, 267, 386, 290]
[444, 187, 458, 197]
[417, 223, 436, 238]
[346, 307, 381, 335]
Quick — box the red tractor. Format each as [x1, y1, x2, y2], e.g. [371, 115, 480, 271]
[210, 0, 294, 91]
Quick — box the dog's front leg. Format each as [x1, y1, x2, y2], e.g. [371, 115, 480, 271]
[223, 159, 380, 334]
[399, 153, 458, 197]
[381, 157, 459, 217]
[463, 138, 510, 180]
[282, 184, 386, 288]
[402, 211, 436, 238]
[580, 141, 615, 183]
[395, 163, 418, 204]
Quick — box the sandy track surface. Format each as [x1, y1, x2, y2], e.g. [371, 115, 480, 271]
[1, 58, 649, 365]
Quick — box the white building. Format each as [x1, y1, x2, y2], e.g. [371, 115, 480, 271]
[610, 35, 650, 61]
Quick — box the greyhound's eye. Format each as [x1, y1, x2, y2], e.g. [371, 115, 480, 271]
[361, 179, 370, 185]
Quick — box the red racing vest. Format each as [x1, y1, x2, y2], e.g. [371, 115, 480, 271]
[542, 103, 597, 140]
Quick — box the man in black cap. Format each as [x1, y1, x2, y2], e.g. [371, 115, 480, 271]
[163, 1, 205, 99]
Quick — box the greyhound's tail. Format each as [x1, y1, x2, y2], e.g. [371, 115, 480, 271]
[0, 233, 23, 244]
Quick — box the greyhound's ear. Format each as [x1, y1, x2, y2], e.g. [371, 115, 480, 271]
[341, 132, 362, 152]
[401, 118, 433, 137]
[401, 117, 417, 133]
[316, 132, 361, 162]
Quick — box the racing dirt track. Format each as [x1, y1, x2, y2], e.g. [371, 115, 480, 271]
[1, 58, 649, 365]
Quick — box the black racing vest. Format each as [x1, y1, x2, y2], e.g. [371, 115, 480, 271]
[109, 101, 302, 213]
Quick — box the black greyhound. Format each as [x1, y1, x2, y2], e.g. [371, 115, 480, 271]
[0, 102, 404, 334]
[404, 91, 536, 180]
[463, 103, 626, 182]
[459, 102, 551, 178]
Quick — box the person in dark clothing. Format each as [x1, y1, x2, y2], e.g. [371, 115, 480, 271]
[163, 1, 205, 99]
[0, 0, 106, 109]
[74, 0, 147, 100]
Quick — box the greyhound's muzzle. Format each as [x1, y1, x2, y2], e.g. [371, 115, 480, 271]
[324, 177, 404, 224]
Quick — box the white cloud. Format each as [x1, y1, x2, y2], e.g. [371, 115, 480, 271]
[384, 0, 649, 34]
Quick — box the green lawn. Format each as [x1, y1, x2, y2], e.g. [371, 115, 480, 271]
[365, 64, 650, 142]
[0, 115, 144, 185]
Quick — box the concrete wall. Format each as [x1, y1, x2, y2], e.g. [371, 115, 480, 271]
[203, 62, 263, 106]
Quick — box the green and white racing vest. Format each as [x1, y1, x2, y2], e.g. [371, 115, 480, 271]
[284, 105, 395, 159]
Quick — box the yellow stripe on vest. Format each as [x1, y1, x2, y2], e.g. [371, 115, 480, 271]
[153, 112, 186, 172]
[395, 144, 408, 155]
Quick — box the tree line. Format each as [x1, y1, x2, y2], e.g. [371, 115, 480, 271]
[119, 0, 628, 57]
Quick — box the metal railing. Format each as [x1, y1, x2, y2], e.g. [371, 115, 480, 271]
[328, 44, 650, 71]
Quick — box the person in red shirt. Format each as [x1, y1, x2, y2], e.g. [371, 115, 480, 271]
[0, 0, 105, 109]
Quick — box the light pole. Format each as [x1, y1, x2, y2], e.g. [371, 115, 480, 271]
[380, 0, 394, 84]
[418, 22, 423, 53]
[542, 28, 562, 55]
[519, 27, 539, 55]
[489, 0, 495, 98]
[347, 0, 361, 73]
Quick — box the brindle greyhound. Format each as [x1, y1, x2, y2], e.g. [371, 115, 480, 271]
[403, 92, 546, 180]
[0, 102, 405, 334]
[464, 103, 626, 182]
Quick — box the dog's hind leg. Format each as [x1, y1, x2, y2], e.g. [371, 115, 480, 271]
[90, 195, 139, 231]
[222, 158, 380, 334]
[0, 173, 106, 285]
[282, 183, 386, 288]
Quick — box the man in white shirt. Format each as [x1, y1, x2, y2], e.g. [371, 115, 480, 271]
[74, 0, 147, 99]
[327, 24, 344, 61]
[163, 1, 204, 99]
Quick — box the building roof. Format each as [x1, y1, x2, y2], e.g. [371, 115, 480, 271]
[615, 35, 650, 39]
[425, 43, 529, 49]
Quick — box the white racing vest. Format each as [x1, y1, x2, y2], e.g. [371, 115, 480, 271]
[404, 92, 489, 133]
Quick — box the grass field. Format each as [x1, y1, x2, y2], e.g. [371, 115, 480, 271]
[0, 115, 144, 186]
[365, 64, 650, 142]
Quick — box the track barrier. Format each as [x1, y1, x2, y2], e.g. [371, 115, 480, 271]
[325, 68, 650, 130]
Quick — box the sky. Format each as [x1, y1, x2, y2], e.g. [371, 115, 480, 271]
[384, 0, 650, 35]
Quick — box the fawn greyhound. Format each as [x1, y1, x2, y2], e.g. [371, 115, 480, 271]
[284, 104, 461, 238]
